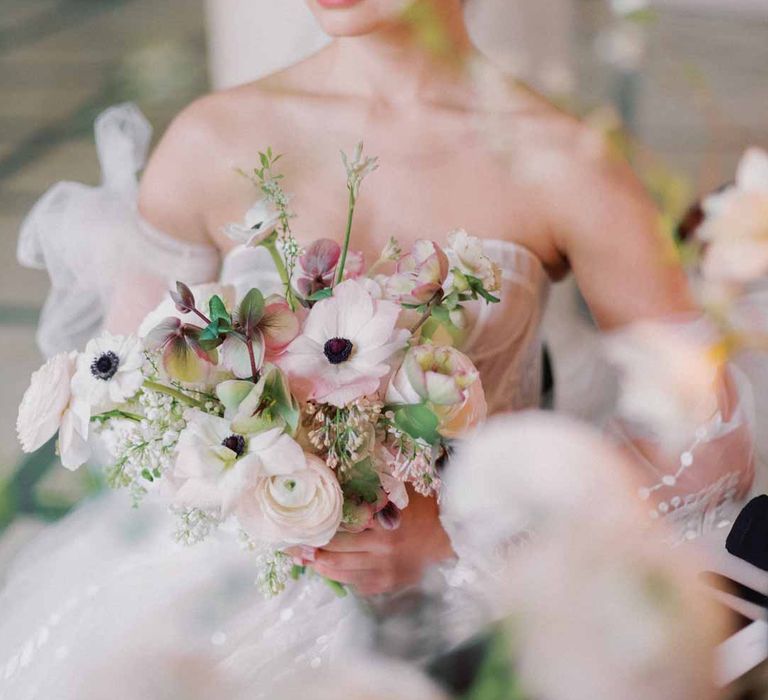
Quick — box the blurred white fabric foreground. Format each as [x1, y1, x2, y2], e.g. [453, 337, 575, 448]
[205, 0, 575, 94]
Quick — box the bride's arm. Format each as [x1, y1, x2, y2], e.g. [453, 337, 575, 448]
[549, 129, 754, 517]
[105, 102, 224, 335]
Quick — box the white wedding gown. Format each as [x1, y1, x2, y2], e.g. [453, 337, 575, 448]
[1, 105, 755, 699]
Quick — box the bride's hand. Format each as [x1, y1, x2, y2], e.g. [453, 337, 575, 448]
[297, 491, 455, 597]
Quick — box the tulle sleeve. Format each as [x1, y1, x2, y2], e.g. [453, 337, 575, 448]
[604, 317, 756, 544]
[18, 103, 221, 357]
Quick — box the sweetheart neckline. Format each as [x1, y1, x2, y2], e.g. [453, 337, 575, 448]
[221, 236, 548, 279]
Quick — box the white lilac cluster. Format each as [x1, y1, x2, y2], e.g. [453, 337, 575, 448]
[106, 390, 187, 505]
[385, 419, 442, 499]
[254, 550, 294, 598]
[171, 506, 221, 546]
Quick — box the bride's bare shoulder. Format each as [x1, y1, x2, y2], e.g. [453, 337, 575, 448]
[137, 71, 304, 244]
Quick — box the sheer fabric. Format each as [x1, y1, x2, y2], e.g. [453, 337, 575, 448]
[17, 103, 220, 357]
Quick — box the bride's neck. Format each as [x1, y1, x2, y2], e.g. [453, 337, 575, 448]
[326, 3, 473, 104]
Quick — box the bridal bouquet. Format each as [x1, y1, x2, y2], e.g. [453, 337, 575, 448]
[17, 145, 501, 596]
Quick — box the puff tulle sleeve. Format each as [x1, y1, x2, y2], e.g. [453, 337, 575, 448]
[17, 103, 221, 357]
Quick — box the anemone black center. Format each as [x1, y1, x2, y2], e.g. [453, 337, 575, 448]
[90, 351, 120, 381]
[323, 337, 353, 364]
[222, 434, 246, 458]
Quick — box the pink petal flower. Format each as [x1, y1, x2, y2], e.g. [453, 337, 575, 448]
[280, 279, 407, 407]
[260, 295, 301, 358]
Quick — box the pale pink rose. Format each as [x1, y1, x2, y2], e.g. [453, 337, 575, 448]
[280, 279, 409, 407]
[236, 454, 343, 548]
[385, 240, 449, 305]
[699, 147, 768, 283]
[386, 345, 487, 439]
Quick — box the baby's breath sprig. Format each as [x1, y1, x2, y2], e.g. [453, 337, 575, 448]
[251, 148, 301, 309]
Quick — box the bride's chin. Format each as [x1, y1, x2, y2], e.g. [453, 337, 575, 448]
[306, 0, 407, 38]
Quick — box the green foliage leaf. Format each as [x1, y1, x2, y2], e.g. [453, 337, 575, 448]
[466, 275, 501, 304]
[239, 288, 265, 336]
[307, 287, 333, 302]
[209, 295, 232, 325]
[199, 321, 223, 342]
[344, 458, 381, 504]
[393, 403, 440, 445]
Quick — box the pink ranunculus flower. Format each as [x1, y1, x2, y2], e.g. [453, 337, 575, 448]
[385, 240, 449, 305]
[386, 344, 487, 439]
[280, 279, 409, 407]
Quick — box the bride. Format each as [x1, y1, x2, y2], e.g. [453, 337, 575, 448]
[3, 0, 754, 697]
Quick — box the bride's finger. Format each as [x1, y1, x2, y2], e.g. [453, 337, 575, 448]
[321, 530, 380, 552]
[312, 561, 381, 585]
[314, 549, 378, 572]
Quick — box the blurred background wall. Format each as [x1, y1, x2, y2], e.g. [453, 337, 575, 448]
[0, 0, 766, 566]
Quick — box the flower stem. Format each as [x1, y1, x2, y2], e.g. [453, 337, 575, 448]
[263, 238, 298, 311]
[192, 308, 212, 326]
[323, 577, 348, 598]
[410, 291, 444, 334]
[143, 380, 204, 408]
[91, 409, 143, 423]
[335, 187, 357, 286]
[246, 338, 259, 383]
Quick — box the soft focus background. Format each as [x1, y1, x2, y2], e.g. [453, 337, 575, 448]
[0, 0, 766, 567]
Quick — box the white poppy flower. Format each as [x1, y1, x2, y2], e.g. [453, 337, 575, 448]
[699, 147, 768, 283]
[171, 413, 306, 517]
[71, 332, 145, 410]
[222, 199, 281, 247]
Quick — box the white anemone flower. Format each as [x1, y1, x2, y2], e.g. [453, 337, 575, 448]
[222, 199, 281, 247]
[280, 279, 409, 407]
[171, 414, 306, 516]
[71, 332, 145, 410]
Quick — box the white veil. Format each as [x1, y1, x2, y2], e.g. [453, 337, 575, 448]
[205, 0, 575, 95]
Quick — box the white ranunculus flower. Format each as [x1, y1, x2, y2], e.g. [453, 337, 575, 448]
[17, 352, 76, 453]
[446, 228, 502, 292]
[172, 413, 306, 516]
[699, 147, 768, 283]
[222, 199, 281, 248]
[604, 321, 721, 450]
[17, 352, 92, 470]
[236, 453, 343, 548]
[71, 332, 144, 410]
